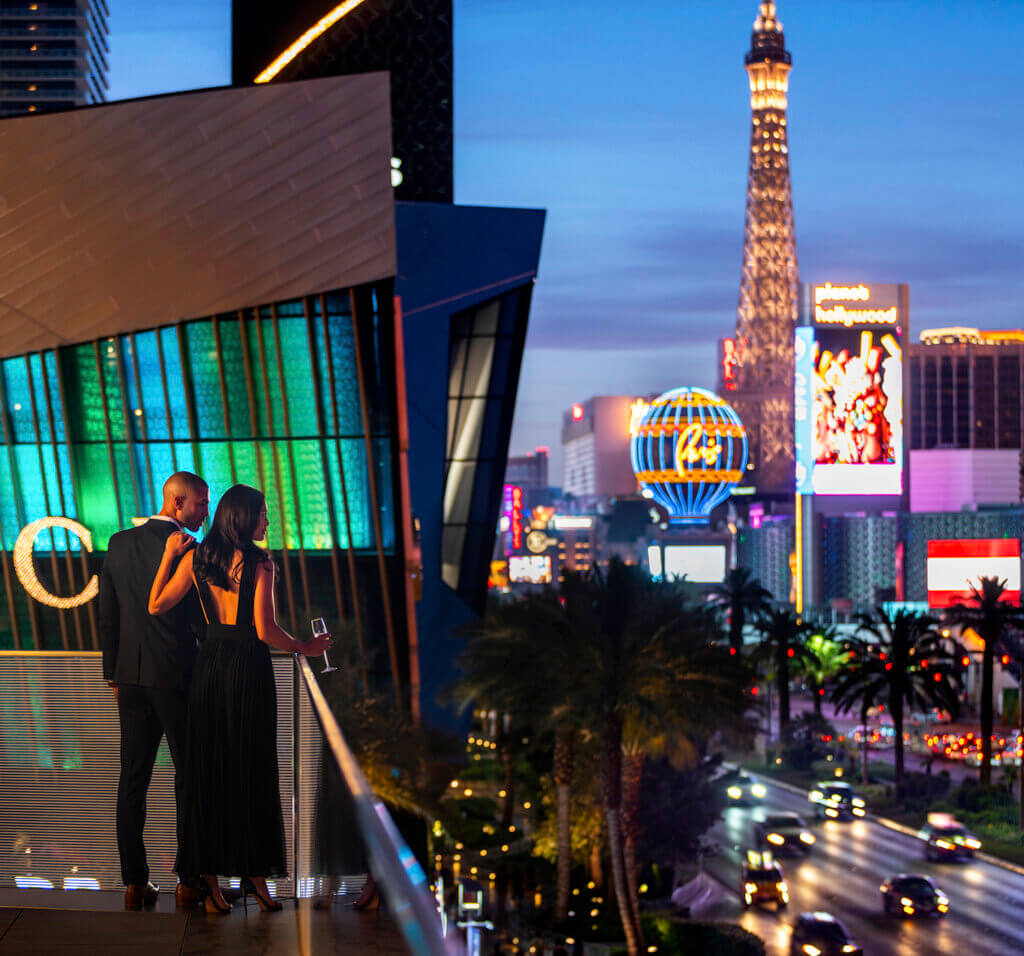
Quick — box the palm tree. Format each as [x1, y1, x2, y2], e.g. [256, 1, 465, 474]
[562, 560, 753, 955]
[848, 607, 961, 784]
[945, 578, 1024, 786]
[618, 611, 752, 933]
[751, 608, 816, 731]
[453, 591, 585, 925]
[711, 566, 772, 654]
[799, 628, 848, 715]
[830, 636, 883, 785]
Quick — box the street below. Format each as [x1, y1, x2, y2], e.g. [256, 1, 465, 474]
[703, 777, 1024, 955]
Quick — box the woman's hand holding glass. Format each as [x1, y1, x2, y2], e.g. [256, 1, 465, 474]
[310, 618, 337, 674]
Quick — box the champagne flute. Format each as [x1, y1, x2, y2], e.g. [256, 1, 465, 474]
[311, 617, 336, 674]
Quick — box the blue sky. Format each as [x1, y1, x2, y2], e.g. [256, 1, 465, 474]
[108, 0, 1024, 479]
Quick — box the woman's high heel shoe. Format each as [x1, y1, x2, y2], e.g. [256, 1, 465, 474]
[352, 878, 380, 911]
[201, 881, 231, 914]
[241, 876, 283, 912]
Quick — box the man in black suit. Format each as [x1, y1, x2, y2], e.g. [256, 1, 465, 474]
[99, 471, 209, 909]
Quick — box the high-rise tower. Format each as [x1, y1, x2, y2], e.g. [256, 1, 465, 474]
[0, 1, 108, 117]
[733, 1, 798, 493]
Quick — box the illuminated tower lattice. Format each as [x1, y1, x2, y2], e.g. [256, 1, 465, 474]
[733, 2, 799, 493]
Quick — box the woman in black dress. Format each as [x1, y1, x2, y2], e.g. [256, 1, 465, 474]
[149, 484, 330, 913]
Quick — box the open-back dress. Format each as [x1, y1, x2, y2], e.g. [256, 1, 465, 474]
[176, 552, 286, 878]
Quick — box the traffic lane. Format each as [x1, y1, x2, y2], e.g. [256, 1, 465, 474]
[757, 782, 1024, 928]
[709, 785, 1024, 955]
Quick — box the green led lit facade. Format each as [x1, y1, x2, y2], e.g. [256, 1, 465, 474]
[0, 286, 397, 651]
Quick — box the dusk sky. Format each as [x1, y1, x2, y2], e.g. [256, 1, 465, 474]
[108, 0, 1024, 480]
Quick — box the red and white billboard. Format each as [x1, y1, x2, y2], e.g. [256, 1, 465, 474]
[926, 539, 1021, 608]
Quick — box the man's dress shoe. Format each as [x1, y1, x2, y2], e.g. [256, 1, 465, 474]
[174, 883, 202, 908]
[124, 881, 160, 908]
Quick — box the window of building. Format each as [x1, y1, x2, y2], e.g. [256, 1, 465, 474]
[997, 354, 1021, 449]
[955, 357, 969, 447]
[909, 356, 922, 449]
[923, 358, 937, 448]
[974, 355, 995, 448]
[940, 356, 953, 445]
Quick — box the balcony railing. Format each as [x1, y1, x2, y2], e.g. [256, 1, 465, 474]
[0, 651, 453, 954]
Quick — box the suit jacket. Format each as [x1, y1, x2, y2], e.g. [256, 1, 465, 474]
[99, 519, 203, 691]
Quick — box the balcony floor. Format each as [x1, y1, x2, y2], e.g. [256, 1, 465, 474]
[0, 887, 407, 955]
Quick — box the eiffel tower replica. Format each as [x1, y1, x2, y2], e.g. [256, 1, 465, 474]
[732, 1, 799, 494]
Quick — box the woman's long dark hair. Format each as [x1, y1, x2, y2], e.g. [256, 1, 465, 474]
[193, 484, 270, 589]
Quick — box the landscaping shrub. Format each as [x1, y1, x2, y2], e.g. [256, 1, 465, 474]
[643, 917, 766, 956]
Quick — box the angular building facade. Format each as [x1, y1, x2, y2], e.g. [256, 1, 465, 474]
[0, 78, 410, 696]
[0, 0, 107, 116]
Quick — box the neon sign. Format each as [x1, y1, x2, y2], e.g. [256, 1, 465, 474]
[629, 400, 648, 437]
[674, 423, 722, 470]
[14, 517, 99, 609]
[814, 283, 896, 326]
[721, 338, 738, 390]
[629, 387, 747, 524]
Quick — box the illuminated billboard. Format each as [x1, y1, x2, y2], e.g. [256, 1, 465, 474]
[662, 545, 726, 584]
[508, 555, 553, 585]
[926, 539, 1021, 608]
[795, 283, 906, 496]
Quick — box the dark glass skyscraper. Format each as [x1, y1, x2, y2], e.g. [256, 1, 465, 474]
[0, 0, 107, 116]
[232, 0, 453, 203]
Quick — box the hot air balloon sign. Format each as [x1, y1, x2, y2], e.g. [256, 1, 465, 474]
[629, 387, 748, 523]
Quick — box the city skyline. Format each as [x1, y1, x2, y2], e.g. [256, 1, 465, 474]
[106, 0, 1024, 480]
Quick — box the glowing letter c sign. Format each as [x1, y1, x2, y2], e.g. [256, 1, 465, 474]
[14, 517, 99, 609]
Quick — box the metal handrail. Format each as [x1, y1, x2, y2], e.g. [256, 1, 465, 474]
[295, 655, 456, 956]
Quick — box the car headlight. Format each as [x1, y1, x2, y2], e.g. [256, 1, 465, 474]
[937, 895, 948, 905]
[745, 882, 756, 893]
[936, 839, 954, 849]
[842, 946, 857, 954]
[966, 838, 981, 848]
[826, 808, 838, 817]
[767, 833, 784, 845]
[852, 797, 865, 807]
[853, 808, 865, 816]
[752, 783, 767, 798]
[802, 946, 821, 956]
[727, 786, 741, 799]
[810, 790, 822, 801]
[777, 882, 787, 892]
[901, 897, 913, 906]
[800, 832, 815, 844]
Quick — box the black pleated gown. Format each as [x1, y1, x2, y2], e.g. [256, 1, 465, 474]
[176, 555, 286, 878]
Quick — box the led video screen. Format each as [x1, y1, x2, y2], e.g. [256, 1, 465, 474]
[508, 555, 553, 584]
[795, 283, 905, 495]
[662, 545, 726, 584]
[926, 539, 1021, 608]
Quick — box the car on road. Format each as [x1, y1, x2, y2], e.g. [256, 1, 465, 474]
[741, 849, 788, 910]
[918, 812, 981, 860]
[808, 781, 866, 820]
[789, 912, 861, 955]
[880, 873, 949, 917]
[755, 812, 815, 855]
[721, 769, 767, 806]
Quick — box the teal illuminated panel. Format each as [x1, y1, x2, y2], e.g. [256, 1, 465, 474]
[0, 288, 394, 559]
